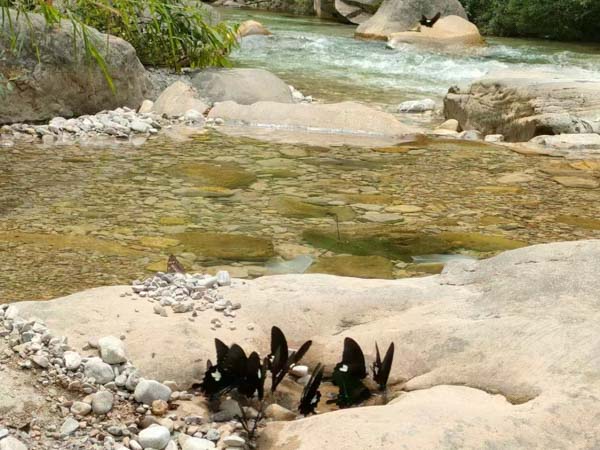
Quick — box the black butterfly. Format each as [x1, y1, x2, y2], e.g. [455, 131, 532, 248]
[268, 326, 312, 392]
[420, 12, 441, 27]
[199, 339, 266, 400]
[167, 254, 185, 273]
[372, 342, 395, 391]
[298, 364, 324, 416]
[330, 337, 371, 407]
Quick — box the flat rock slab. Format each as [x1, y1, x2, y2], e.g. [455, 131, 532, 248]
[209, 101, 418, 143]
[13, 240, 600, 448]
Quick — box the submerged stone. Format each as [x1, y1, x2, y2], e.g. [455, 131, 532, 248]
[271, 196, 356, 221]
[176, 232, 275, 261]
[170, 162, 256, 189]
[309, 255, 394, 279]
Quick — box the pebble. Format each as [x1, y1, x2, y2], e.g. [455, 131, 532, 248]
[182, 437, 216, 450]
[134, 379, 172, 405]
[138, 425, 171, 450]
[98, 335, 128, 364]
[222, 435, 245, 447]
[84, 358, 115, 384]
[63, 351, 82, 370]
[0, 429, 8, 440]
[60, 418, 80, 436]
[265, 403, 297, 421]
[71, 401, 92, 416]
[0, 437, 27, 450]
[91, 390, 114, 415]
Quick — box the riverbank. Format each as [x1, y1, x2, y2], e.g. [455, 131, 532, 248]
[2, 239, 600, 448]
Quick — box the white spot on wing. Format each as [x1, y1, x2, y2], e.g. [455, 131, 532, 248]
[340, 364, 348, 373]
[212, 369, 222, 382]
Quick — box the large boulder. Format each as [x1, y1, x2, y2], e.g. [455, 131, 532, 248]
[208, 100, 417, 138]
[9, 239, 600, 449]
[0, 9, 150, 125]
[151, 81, 209, 118]
[237, 20, 272, 38]
[444, 71, 600, 142]
[355, 0, 467, 40]
[388, 15, 484, 48]
[191, 69, 293, 105]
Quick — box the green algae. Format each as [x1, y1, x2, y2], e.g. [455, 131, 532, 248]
[271, 196, 356, 221]
[170, 162, 257, 189]
[309, 255, 394, 279]
[175, 231, 275, 261]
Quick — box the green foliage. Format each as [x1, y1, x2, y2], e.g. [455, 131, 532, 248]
[1, 0, 238, 78]
[69, 0, 239, 70]
[461, 0, 600, 41]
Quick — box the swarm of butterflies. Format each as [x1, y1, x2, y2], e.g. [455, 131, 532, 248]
[196, 326, 395, 417]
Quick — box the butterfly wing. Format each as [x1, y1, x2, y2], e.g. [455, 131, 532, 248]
[299, 364, 324, 416]
[239, 351, 264, 399]
[167, 254, 185, 273]
[373, 342, 394, 390]
[342, 337, 367, 379]
[214, 338, 229, 366]
[291, 340, 313, 366]
[270, 326, 289, 392]
[431, 12, 441, 26]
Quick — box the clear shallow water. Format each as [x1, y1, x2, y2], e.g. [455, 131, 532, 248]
[224, 9, 600, 105]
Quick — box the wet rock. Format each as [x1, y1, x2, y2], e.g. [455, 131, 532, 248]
[398, 98, 436, 113]
[238, 20, 271, 38]
[388, 16, 483, 48]
[309, 255, 394, 279]
[553, 176, 599, 189]
[176, 232, 275, 262]
[356, 0, 467, 39]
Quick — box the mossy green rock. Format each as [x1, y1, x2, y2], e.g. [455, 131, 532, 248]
[272, 196, 355, 221]
[303, 229, 526, 262]
[309, 255, 394, 279]
[170, 163, 256, 189]
[175, 232, 275, 261]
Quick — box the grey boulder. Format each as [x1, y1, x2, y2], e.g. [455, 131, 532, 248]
[83, 358, 115, 384]
[191, 69, 293, 105]
[0, 9, 150, 125]
[98, 335, 127, 364]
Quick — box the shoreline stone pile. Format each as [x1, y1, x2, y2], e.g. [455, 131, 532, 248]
[0, 302, 253, 450]
[128, 271, 239, 329]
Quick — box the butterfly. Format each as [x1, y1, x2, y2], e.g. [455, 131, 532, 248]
[420, 12, 441, 27]
[267, 326, 312, 393]
[167, 254, 185, 273]
[199, 339, 266, 400]
[298, 363, 324, 416]
[330, 337, 371, 407]
[372, 342, 395, 391]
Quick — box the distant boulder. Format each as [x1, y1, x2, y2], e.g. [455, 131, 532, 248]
[355, 0, 467, 40]
[388, 16, 484, 49]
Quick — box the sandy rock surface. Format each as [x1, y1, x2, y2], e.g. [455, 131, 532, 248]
[13, 240, 600, 449]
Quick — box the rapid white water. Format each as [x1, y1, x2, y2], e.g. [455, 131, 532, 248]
[224, 9, 600, 106]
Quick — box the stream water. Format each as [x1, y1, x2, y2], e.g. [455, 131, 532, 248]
[225, 9, 600, 106]
[2, 11, 600, 303]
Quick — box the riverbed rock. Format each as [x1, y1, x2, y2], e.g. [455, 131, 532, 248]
[529, 133, 600, 150]
[208, 101, 417, 138]
[98, 335, 127, 364]
[0, 437, 28, 450]
[388, 15, 483, 48]
[0, 9, 150, 125]
[91, 390, 114, 415]
[151, 81, 209, 118]
[134, 380, 172, 405]
[355, 0, 467, 40]
[397, 98, 436, 113]
[238, 20, 272, 38]
[138, 425, 171, 450]
[11, 240, 600, 448]
[84, 358, 115, 384]
[444, 71, 600, 142]
[192, 69, 293, 105]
